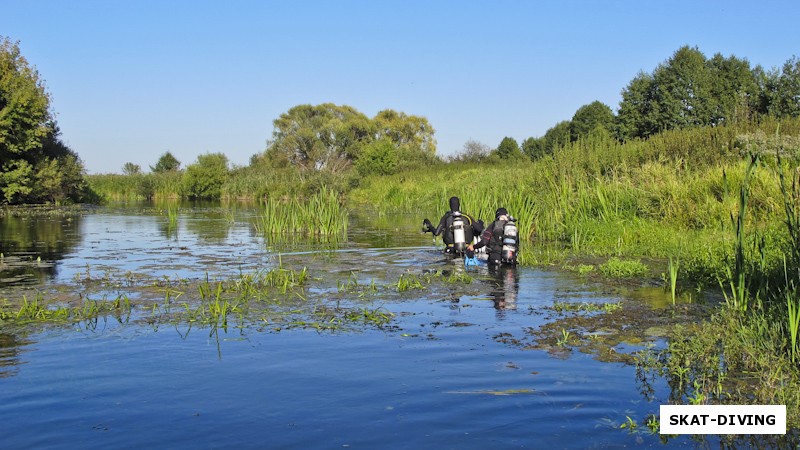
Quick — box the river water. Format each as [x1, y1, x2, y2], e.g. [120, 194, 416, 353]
[0, 203, 728, 448]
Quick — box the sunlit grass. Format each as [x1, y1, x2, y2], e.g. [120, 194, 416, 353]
[254, 186, 348, 242]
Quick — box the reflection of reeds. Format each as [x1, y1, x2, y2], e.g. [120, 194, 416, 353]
[255, 187, 348, 242]
[166, 207, 179, 229]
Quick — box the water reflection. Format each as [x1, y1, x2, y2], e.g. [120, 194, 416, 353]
[487, 264, 519, 313]
[0, 332, 31, 378]
[0, 214, 83, 286]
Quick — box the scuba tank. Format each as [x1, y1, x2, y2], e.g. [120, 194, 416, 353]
[501, 217, 518, 263]
[451, 212, 466, 253]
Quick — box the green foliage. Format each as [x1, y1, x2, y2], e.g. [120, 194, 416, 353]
[254, 186, 348, 241]
[0, 37, 87, 205]
[599, 257, 649, 278]
[0, 159, 33, 203]
[570, 101, 614, 141]
[757, 57, 800, 119]
[614, 46, 800, 141]
[495, 136, 523, 160]
[373, 109, 436, 156]
[32, 153, 87, 204]
[261, 103, 436, 176]
[264, 103, 373, 174]
[0, 37, 51, 159]
[150, 151, 181, 173]
[182, 152, 229, 199]
[356, 138, 399, 176]
[122, 162, 142, 175]
[522, 120, 571, 160]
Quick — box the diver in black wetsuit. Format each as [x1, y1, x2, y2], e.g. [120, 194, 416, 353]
[468, 207, 519, 266]
[422, 196, 483, 256]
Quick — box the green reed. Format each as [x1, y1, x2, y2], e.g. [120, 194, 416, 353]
[0, 293, 133, 324]
[395, 273, 425, 291]
[667, 257, 679, 304]
[784, 263, 800, 364]
[719, 153, 759, 312]
[255, 186, 348, 242]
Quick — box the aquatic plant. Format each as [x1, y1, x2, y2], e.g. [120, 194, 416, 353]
[599, 257, 648, 278]
[0, 293, 132, 325]
[337, 272, 377, 295]
[666, 257, 679, 304]
[255, 186, 348, 242]
[556, 328, 572, 347]
[395, 273, 425, 292]
[719, 154, 759, 311]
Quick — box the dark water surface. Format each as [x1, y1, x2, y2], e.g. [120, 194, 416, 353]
[0, 204, 717, 448]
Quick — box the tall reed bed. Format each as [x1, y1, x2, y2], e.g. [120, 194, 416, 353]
[86, 172, 184, 201]
[254, 186, 348, 242]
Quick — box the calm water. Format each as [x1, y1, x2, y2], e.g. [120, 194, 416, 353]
[0, 203, 728, 448]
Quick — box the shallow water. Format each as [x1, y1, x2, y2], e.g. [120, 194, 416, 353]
[0, 203, 732, 448]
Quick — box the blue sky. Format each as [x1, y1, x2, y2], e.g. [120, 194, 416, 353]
[2, 1, 798, 174]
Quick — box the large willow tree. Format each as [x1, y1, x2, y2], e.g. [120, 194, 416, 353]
[261, 103, 436, 176]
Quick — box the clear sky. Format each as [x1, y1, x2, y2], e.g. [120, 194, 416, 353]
[2, 0, 798, 174]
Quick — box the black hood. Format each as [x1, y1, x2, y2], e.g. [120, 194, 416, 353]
[449, 196, 460, 212]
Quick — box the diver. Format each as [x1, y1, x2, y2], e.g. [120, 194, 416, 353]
[467, 207, 519, 266]
[422, 196, 484, 257]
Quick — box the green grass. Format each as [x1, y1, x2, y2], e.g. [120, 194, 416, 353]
[254, 186, 348, 242]
[599, 257, 649, 278]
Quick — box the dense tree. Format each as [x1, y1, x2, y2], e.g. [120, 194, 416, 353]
[522, 121, 572, 160]
[570, 101, 614, 141]
[651, 46, 714, 132]
[615, 71, 655, 140]
[355, 138, 398, 176]
[0, 38, 51, 162]
[183, 152, 229, 199]
[761, 57, 800, 118]
[707, 52, 758, 124]
[32, 153, 85, 204]
[521, 137, 543, 160]
[373, 109, 436, 156]
[265, 103, 372, 174]
[495, 137, 523, 159]
[612, 46, 797, 140]
[262, 104, 437, 175]
[0, 37, 86, 204]
[150, 151, 181, 173]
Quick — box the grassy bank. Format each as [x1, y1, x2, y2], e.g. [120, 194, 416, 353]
[349, 119, 800, 427]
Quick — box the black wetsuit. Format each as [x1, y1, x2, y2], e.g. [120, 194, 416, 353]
[431, 211, 483, 254]
[474, 217, 519, 265]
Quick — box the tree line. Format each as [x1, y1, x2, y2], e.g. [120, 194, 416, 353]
[515, 46, 800, 161]
[3, 37, 800, 203]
